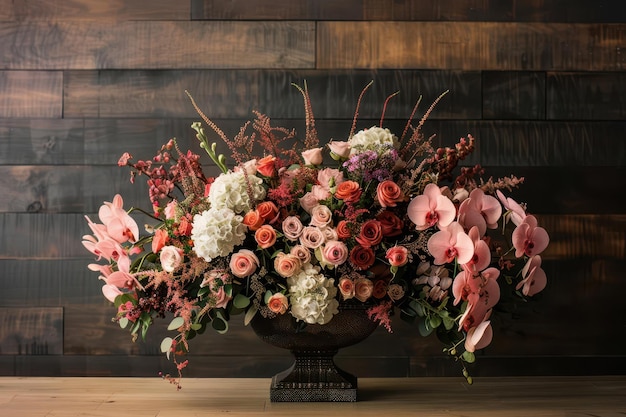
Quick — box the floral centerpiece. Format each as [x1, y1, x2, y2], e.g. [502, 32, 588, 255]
[83, 84, 549, 389]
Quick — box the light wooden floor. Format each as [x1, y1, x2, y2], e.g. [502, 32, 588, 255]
[1, 376, 625, 416]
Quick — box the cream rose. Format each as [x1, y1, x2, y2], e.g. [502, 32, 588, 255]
[160, 245, 183, 273]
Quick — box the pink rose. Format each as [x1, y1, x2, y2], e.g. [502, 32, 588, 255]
[322, 240, 349, 266]
[200, 270, 232, 309]
[328, 140, 351, 159]
[299, 192, 319, 213]
[310, 204, 333, 228]
[164, 200, 178, 220]
[160, 245, 183, 273]
[354, 277, 374, 302]
[310, 184, 331, 201]
[267, 293, 289, 314]
[282, 216, 304, 241]
[290, 245, 312, 264]
[274, 252, 301, 278]
[299, 226, 325, 249]
[385, 245, 409, 267]
[302, 147, 323, 165]
[234, 159, 258, 175]
[338, 277, 355, 300]
[317, 168, 344, 192]
[229, 249, 259, 278]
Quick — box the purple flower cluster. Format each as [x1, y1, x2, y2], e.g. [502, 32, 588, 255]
[343, 146, 399, 183]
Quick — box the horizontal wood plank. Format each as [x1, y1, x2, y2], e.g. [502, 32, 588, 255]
[0, 21, 315, 70]
[547, 71, 626, 120]
[3, 118, 625, 168]
[0, 71, 62, 117]
[318, 22, 626, 71]
[482, 71, 546, 119]
[0, 0, 191, 21]
[0, 307, 63, 355]
[194, 0, 626, 23]
[63, 70, 481, 119]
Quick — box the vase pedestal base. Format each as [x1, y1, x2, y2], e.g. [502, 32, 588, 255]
[269, 350, 358, 402]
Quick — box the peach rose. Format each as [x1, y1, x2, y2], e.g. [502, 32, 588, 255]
[349, 245, 375, 270]
[257, 201, 279, 224]
[356, 220, 383, 247]
[385, 245, 409, 267]
[282, 216, 304, 241]
[255, 225, 277, 249]
[256, 155, 276, 177]
[274, 252, 301, 278]
[290, 244, 312, 264]
[160, 245, 183, 273]
[354, 277, 374, 302]
[243, 210, 263, 231]
[336, 220, 353, 240]
[338, 277, 355, 300]
[334, 180, 362, 203]
[229, 249, 259, 278]
[376, 210, 404, 237]
[302, 147, 323, 165]
[328, 140, 351, 159]
[151, 228, 168, 254]
[376, 180, 404, 208]
[322, 240, 349, 266]
[267, 293, 289, 314]
[299, 192, 319, 213]
[310, 204, 333, 228]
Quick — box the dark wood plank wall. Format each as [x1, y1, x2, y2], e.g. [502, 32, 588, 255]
[1, 0, 625, 378]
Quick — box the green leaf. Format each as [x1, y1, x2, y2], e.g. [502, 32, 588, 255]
[118, 318, 129, 329]
[264, 290, 273, 304]
[233, 293, 251, 309]
[409, 300, 425, 317]
[462, 350, 476, 363]
[141, 322, 149, 340]
[418, 319, 434, 337]
[212, 311, 229, 334]
[167, 316, 185, 331]
[428, 315, 442, 329]
[244, 304, 258, 326]
[160, 337, 173, 360]
[190, 323, 202, 331]
[442, 316, 456, 331]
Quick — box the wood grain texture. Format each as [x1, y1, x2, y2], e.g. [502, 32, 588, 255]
[0, 307, 63, 355]
[0, 21, 315, 70]
[482, 72, 546, 119]
[547, 71, 626, 120]
[0, 0, 191, 21]
[0, 71, 62, 117]
[196, 0, 626, 23]
[318, 22, 626, 71]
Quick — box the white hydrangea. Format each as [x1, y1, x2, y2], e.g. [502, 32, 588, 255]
[191, 207, 247, 262]
[349, 126, 399, 155]
[208, 171, 266, 214]
[287, 263, 339, 325]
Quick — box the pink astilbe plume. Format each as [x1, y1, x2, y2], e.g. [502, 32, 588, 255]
[367, 300, 394, 333]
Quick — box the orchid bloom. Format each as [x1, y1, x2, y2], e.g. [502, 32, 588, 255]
[407, 183, 456, 231]
[465, 316, 494, 353]
[457, 188, 502, 237]
[512, 215, 550, 258]
[517, 255, 547, 296]
[496, 190, 527, 226]
[427, 222, 474, 265]
[464, 226, 491, 272]
[98, 194, 140, 244]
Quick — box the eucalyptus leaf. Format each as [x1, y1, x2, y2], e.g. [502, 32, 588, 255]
[429, 315, 442, 329]
[462, 350, 476, 363]
[264, 290, 273, 304]
[244, 304, 258, 326]
[418, 319, 434, 337]
[442, 316, 455, 330]
[160, 337, 173, 360]
[233, 293, 251, 309]
[118, 318, 129, 329]
[190, 323, 202, 331]
[167, 316, 185, 331]
[212, 316, 229, 334]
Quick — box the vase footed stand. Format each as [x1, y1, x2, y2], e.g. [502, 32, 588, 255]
[269, 349, 358, 402]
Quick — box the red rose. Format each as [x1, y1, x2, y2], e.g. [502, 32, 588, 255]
[376, 180, 404, 208]
[349, 245, 375, 270]
[334, 180, 362, 203]
[356, 220, 383, 247]
[336, 220, 353, 240]
[377, 210, 404, 237]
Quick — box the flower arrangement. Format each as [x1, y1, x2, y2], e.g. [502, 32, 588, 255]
[83, 84, 549, 387]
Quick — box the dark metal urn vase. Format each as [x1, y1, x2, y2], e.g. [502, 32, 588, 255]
[250, 302, 378, 402]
